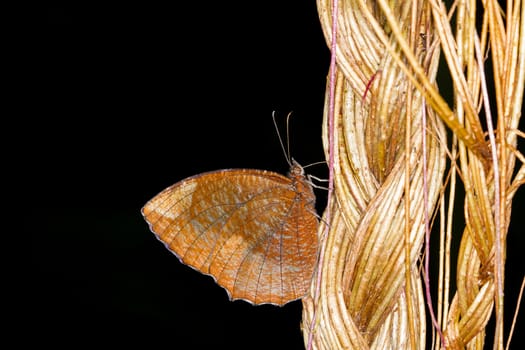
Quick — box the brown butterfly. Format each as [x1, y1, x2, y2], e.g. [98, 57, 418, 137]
[142, 160, 319, 305]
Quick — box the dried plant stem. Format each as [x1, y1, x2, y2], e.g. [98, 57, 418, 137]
[304, 1, 445, 348]
[506, 276, 525, 350]
[303, 0, 524, 349]
[306, 0, 338, 348]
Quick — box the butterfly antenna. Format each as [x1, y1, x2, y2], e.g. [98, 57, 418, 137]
[272, 111, 292, 166]
[286, 111, 293, 164]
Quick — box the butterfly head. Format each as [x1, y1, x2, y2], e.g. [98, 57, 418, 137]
[288, 158, 305, 177]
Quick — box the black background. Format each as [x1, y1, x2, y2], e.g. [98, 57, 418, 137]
[33, 3, 523, 349]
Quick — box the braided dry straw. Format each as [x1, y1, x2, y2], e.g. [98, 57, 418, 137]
[302, 0, 524, 349]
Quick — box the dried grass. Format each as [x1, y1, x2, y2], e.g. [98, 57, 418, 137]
[302, 0, 524, 349]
